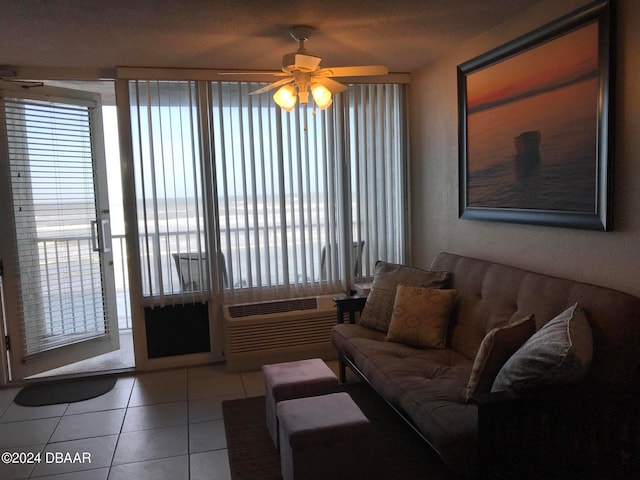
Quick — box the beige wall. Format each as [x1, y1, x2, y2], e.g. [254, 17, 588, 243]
[409, 0, 640, 297]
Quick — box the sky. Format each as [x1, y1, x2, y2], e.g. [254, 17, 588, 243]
[466, 21, 599, 113]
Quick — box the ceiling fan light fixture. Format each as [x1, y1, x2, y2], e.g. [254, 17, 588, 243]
[248, 24, 387, 112]
[311, 83, 332, 110]
[273, 84, 297, 112]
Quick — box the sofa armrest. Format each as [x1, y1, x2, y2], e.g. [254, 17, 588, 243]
[474, 384, 639, 480]
[333, 295, 367, 324]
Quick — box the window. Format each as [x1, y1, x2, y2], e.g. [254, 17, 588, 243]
[348, 84, 407, 276]
[123, 79, 407, 305]
[210, 82, 345, 301]
[127, 81, 208, 302]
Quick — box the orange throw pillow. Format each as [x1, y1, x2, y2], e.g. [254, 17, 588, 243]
[465, 314, 536, 403]
[385, 286, 458, 349]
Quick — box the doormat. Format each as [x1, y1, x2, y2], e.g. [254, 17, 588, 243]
[14, 377, 117, 406]
[222, 382, 462, 480]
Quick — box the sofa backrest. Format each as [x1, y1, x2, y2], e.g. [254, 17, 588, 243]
[431, 252, 640, 389]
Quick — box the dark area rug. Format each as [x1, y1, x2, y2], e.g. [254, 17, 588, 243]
[14, 377, 117, 406]
[222, 382, 462, 480]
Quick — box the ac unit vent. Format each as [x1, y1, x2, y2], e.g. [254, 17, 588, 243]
[228, 297, 318, 318]
[223, 294, 341, 371]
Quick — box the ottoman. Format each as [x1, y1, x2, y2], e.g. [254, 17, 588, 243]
[277, 392, 371, 480]
[263, 358, 339, 447]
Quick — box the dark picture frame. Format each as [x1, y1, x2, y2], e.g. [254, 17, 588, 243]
[458, 0, 614, 230]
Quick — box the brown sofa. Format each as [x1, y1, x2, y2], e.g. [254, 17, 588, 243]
[332, 252, 640, 479]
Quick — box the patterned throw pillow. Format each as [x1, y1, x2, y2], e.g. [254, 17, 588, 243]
[465, 314, 536, 403]
[492, 303, 593, 392]
[358, 261, 451, 333]
[385, 286, 458, 349]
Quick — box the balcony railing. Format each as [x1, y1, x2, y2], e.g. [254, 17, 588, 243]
[34, 234, 132, 331]
[33, 227, 368, 335]
[34, 231, 213, 332]
[112, 234, 131, 329]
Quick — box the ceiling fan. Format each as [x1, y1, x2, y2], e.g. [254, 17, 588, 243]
[249, 26, 389, 111]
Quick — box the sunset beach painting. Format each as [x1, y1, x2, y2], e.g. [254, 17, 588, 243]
[458, 1, 613, 230]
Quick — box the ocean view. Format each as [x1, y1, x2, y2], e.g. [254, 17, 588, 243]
[466, 77, 598, 212]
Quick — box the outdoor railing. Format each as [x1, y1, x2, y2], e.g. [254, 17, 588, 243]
[112, 234, 131, 329]
[34, 227, 370, 334]
[34, 234, 132, 332]
[34, 231, 205, 332]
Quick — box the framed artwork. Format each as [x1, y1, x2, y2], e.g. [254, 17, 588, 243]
[458, 0, 614, 230]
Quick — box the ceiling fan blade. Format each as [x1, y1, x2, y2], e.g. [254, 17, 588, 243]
[250, 77, 294, 95]
[316, 65, 389, 78]
[218, 71, 288, 76]
[313, 76, 348, 94]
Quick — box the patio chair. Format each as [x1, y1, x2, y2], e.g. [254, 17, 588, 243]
[172, 251, 229, 291]
[320, 241, 365, 280]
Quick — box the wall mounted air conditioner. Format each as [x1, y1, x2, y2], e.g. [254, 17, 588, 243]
[223, 294, 341, 372]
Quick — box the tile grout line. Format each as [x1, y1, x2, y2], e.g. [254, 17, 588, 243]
[105, 375, 136, 478]
[187, 368, 191, 480]
[28, 403, 68, 479]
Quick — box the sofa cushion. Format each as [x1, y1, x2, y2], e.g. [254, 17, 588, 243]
[465, 314, 535, 402]
[398, 377, 478, 480]
[492, 303, 593, 392]
[332, 323, 471, 404]
[358, 261, 450, 333]
[386, 286, 457, 349]
[332, 322, 477, 479]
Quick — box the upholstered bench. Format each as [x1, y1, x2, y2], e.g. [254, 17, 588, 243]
[262, 358, 339, 447]
[277, 392, 371, 480]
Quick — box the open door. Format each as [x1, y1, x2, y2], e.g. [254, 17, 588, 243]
[0, 82, 119, 379]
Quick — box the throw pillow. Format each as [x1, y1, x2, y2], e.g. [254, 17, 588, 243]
[385, 286, 458, 349]
[465, 314, 536, 403]
[358, 261, 451, 333]
[491, 303, 593, 393]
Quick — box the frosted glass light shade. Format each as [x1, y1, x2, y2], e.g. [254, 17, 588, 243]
[311, 83, 332, 110]
[273, 85, 297, 112]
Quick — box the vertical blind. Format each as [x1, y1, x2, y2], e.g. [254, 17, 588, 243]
[126, 79, 407, 305]
[349, 84, 406, 277]
[211, 82, 344, 302]
[3, 96, 107, 355]
[128, 81, 208, 304]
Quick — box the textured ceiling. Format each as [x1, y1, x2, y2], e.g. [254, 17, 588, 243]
[1, 0, 542, 74]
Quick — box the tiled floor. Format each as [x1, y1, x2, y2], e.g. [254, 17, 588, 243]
[0, 361, 342, 480]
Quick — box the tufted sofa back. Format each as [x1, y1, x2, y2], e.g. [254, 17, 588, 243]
[431, 252, 640, 389]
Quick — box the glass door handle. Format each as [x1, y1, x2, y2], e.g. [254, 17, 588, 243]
[91, 220, 112, 253]
[91, 220, 99, 252]
[101, 219, 112, 253]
